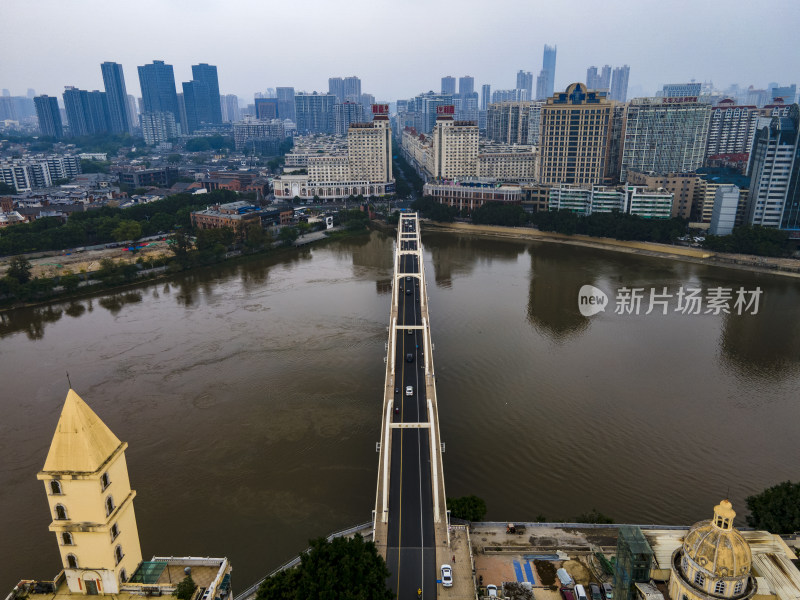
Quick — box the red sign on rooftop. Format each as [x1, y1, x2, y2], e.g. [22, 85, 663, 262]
[372, 104, 389, 114]
[436, 105, 455, 115]
[662, 96, 698, 104]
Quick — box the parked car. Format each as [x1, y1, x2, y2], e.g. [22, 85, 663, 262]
[441, 564, 453, 587]
[575, 585, 588, 600]
[561, 588, 576, 600]
[602, 583, 613, 599]
[487, 585, 498, 597]
[590, 583, 603, 600]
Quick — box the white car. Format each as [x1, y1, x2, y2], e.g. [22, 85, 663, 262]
[405, 385, 413, 396]
[487, 584, 498, 597]
[441, 564, 453, 587]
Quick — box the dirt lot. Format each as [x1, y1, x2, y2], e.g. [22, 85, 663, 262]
[0, 240, 172, 279]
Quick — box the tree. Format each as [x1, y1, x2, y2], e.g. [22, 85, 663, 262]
[60, 272, 81, 292]
[6, 256, 33, 284]
[278, 226, 299, 246]
[167, 153, 182, 164]
[112, 220, 142, 243]
[574, 508, 614, 524]
[447, 495, 487, 521]
[244, 222, 267, 252]
[746, 481, 800, 533]
[255, 534, 392, 600]
[173, 575, 196, 600]
[168, 229, 193, 268]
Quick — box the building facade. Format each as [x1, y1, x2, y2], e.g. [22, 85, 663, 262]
[620, 97, 711, 182]
[486, 101, 532, 145]
[662, 83, 702, 98]
[191, 63, 222, 124]
[140, 111, 179, 145]
[610, 66, 630, 103]
[276, 87, 296, 121]
[431, 108, 479, 180]
[424, 180, 521, 212]
[294, 92, 336, 134]
[539, 83, 614, 186]
[347, 114, 392, 182]
[536, 44, 557, 100]
[34, 95, 63, 138]
[334, 101, 365, 135]
[706, 100, 761, 159]
[100, 62, 131, 134]
[137, 60, 181, 127]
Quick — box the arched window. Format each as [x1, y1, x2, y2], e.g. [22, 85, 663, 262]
[51, 480, 63, 495]
[62, 532, 73, 545]
[55, 504, 68, 520]
[119, 569, 128, 584]
[734, 581, 743, 595]
[67, 554, 78, 569]
[695, 572, 705, 587]
[101, 472, 110, 490]
[111, 523, 120, 541]
[715, 581, 725, 594]
[115, 545, 124, 564]
[105, 496, 115, 516]
[682, 556, 688, 572]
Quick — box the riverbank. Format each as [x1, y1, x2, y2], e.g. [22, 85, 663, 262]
[423, 221, 800, 279]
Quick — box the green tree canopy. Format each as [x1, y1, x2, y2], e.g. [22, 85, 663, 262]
[112, 220, 142, 243]
[255, 535, 392, 600]
[0, 181, 17, 195]
[447, 495, 487, 521]
[574, 508, 614, 524]
[746, 481, 800, 533]
[6, 256, 33, 284]
[173, 575, 196, 600]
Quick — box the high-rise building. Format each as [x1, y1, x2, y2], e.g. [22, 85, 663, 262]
[334, 101, 365, 135]
[137, 60, 181, 128]
[34, 95, 63, 138]
[100, 62, 131, 134]
[441, 76, 456, 96]
[191, 63, 222, 124]
[343, 76, 361, 102]
[662, 83, 702, 98]
[610, 66, 630, 103]
[222, 94, 240, 122]
[516, 70, 533, 99]
[140, 111, 179, 145]
[620, 97, 711, 182]
[347, 107, 392, 182]
[709, 185, 740, 235]
[126, 94, 138, 131]
[586, 65, 611, 91]
[706, 99, 761, 159]
[492, 89, 530, 103]
[458, 76, 475, 97]
[276, 87, 295, 121]
[233, 118, 285, 152]
[254, 98, 279, 120]
[63, 87, 110, 137]
[539, 83, 613, 186]
[481, 84, 491, 111]
[328, 77, 344, 102]
[746, 104, 800, 229]
[536, 45, 557, 100]
[294, 92, 336, 134]
[431, 106, 479, 179]
[770, 84, 797, 104]
[182, 80, 213, 133]
[486, 101, 531, 145]
[27, 88, 36, 99]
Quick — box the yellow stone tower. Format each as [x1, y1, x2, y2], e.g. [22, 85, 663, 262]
[36, 389, 143, 595]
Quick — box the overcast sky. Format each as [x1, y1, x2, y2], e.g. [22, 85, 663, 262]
[3, 0, 798, 102]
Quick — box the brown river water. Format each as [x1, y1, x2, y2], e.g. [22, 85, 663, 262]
[1, 230, 799, 592]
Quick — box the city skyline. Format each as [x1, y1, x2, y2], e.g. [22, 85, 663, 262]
[3, 0, 798, 102]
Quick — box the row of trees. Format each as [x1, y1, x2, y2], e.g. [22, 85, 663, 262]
[703, 225, 790, 257]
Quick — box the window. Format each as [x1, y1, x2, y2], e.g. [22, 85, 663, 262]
[120, 569, 128, 584]
[101, 472, 111, 490]
[62, 532, 74, 545]
[50, 480, 63, 495]
[55, 504, 68, 520]
[734, 581, 743, 595]
[105, 496, 115, 516]
[67, 554, 78, 569]
[715, 581, 725, 594]
[111, 523, 119, 541]
[115, 545, 124, 565]
[695, 572, 705, 586]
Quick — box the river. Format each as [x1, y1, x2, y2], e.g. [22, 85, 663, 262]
[1, 230, 799, 593]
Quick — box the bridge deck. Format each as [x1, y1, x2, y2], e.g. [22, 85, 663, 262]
[373, 214, 450, 599]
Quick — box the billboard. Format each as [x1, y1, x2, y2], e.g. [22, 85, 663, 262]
[372, 104, 389, 115]
[436, 105, 455, 115]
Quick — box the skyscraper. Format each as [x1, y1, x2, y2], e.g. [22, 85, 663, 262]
[458, 76, 475, 96]
[539, 83, 613, 186]
[100, 61, 131, 134]
[334, 101, 365, 135]
[294, 92, 336, 134]
[254, 98, 278, 120]
[63, 87, 110, 136]
[516, 70, 533, 99]
[441, 76, 456, 96]
[222, 94, 240, 122]
[586, 65, 611, 91]
[328, 77, 344, 102]
[343, 76, 361, 102]
[34, 95, 63, 138]
[610, 66, 630, 102]
[137, 60, 180, 129]
[276, 87, 296, 121]
[481, 84, 491, 111]
[182, 80, 213, 133]
[662, 83, 702, 98]
[126, 95, 138, 130]
[536, 45, 557, 100]
[486, 102, 531, 145]
[191, 63, 222, 124]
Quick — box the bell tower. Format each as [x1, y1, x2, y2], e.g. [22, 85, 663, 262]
[37, 389, 143, 595]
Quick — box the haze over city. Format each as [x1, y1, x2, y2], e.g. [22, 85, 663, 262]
[4, 0, 799, 100]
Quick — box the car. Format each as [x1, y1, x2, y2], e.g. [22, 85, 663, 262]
[590, 583, 603, 600]
[394, 404, 400, 415]
[406, 288, 412, 295]
[487, 585, 498, 597]
[561, 589, 576, 600]
[405, 385, 413, 396]
[441, 564, 453, 587]
[406, 353, 414, 362]
[575, 585, 588, 600]
[395, 386, 399, 393]
[602, 583, 613, 600]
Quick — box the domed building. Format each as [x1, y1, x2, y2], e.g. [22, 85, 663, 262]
[669, 500, 757, 600]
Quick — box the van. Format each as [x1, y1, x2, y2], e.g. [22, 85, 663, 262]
[575, 585, 589, 600]
[561, 589, 576, 600]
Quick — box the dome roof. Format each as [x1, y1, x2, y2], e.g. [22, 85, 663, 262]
[683, 500, 752, 578]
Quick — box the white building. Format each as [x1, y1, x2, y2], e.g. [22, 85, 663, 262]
[548, 184, 674, 218]
[431, 115, 479, 179]
[709, 185, 740, 235]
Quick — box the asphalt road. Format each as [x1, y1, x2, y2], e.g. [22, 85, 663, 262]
[386, 226, 438, 600]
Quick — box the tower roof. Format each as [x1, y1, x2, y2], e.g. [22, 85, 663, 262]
[42, 389, 122, 474]
[683, 500, 752, 578]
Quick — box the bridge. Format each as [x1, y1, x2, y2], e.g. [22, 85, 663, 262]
[373, 213, 450, 598]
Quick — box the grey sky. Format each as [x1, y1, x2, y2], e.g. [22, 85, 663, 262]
[3, 0, 799, 102]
